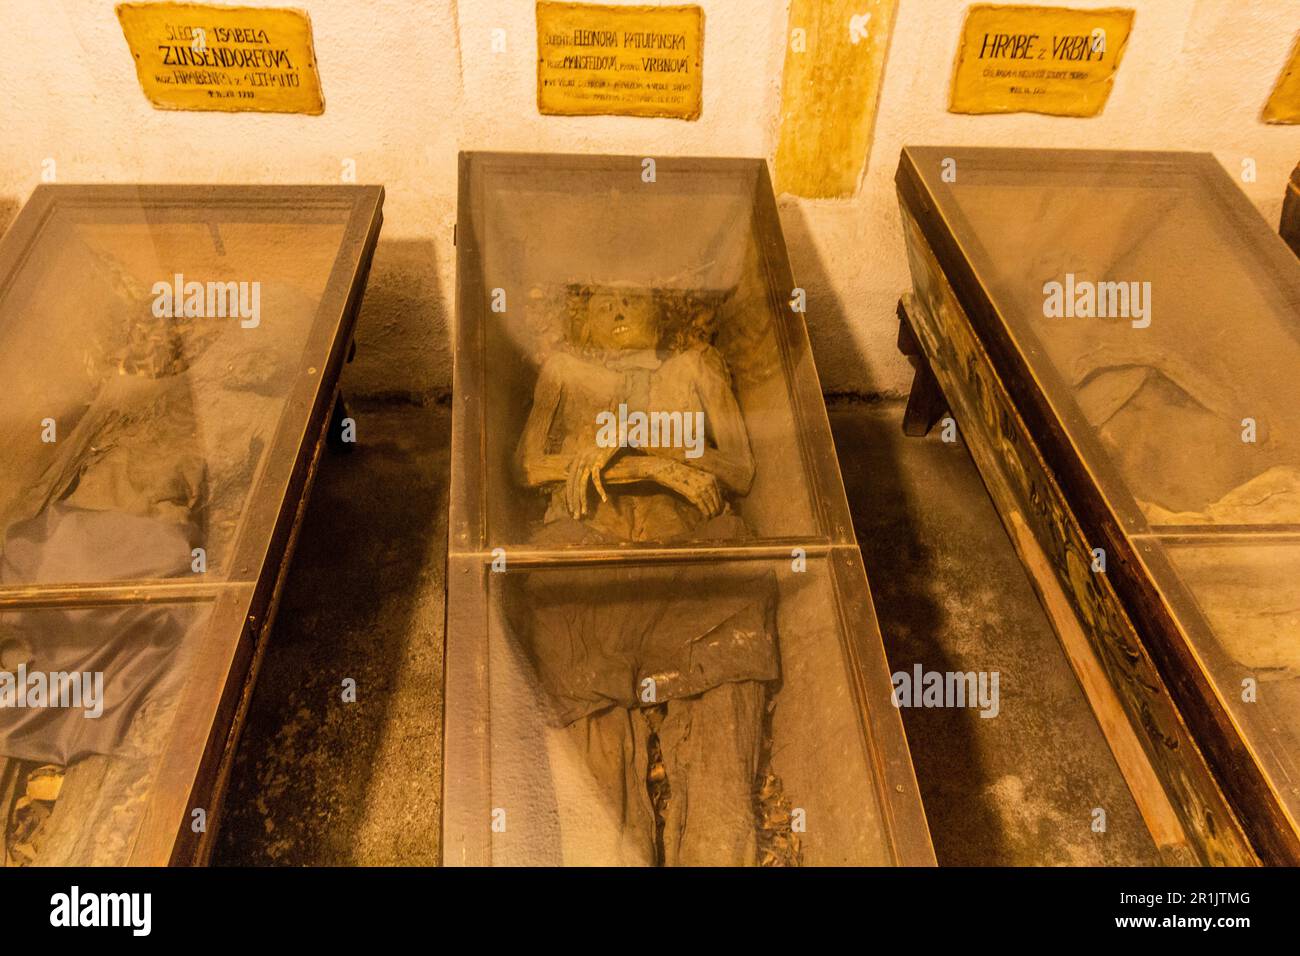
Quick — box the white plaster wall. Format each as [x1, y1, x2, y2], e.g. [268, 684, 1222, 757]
[0, 0, 1298, 399]
[0, 0, 465, 398]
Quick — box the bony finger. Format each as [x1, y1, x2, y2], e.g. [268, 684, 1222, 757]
[591, 465, 607, 503]
[568, 468, 582, 517]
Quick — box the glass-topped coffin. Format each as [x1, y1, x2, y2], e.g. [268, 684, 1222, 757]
[446, 153, 932, 866]
[0, 185, 384, 865]
[898, 146, 1300, 843]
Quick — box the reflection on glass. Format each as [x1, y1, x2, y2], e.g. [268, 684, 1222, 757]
[0, 211, 348, 585]
[902, 146, 1300, 839]
[0, 601, 211, 866]
[470, 158, 825, 549]
[449, 154, 927, 867]
[1156, 541, 1300, 799]
[487, 558, 892, 866]
[0, 185, 380, 865]
[503, 563, 779, 865]
[926, 155, 1300, 526]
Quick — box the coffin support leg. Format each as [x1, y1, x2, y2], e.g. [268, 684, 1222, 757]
[896, 296, 948, 437]
[328, 391, 355, 453]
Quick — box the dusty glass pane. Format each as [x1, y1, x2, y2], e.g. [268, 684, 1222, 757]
[900, 146, 1300, 857]
[0, 195, 352, 586]
[0, 185, 381, 865]
[447, 153, 929, 867]
[0, 598, 214, 867]
[476, 554, 893, 866]
[1146, 538, 1300, 823]
[906, 148, 1300, 531]
[456, 154, 851, 553]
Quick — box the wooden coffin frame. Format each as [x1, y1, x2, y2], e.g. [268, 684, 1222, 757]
[444, 151, 935, 867]
[0, 184, 384, 865]
[894, 146, 1300, 865]
[1283, 162, 1300, 257]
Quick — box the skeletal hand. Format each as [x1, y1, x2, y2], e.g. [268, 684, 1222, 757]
[658, 460, 722, 517]
[565, 444, 617, 518]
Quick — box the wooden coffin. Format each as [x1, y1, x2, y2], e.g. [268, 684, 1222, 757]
[445, 152, 933, 866]
[0, 184, 383, 865]
[896, 146, 1300, 865]
[1282, 162, 1300, 257]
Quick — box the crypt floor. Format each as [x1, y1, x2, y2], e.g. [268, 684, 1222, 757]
[211, 397, 1160, 866]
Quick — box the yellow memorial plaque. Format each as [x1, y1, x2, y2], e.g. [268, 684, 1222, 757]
[116, 3, 324, 114]
[1263, 33, 1300, 124]
[949, 4, 1134, 117]
[536, 2, 703, 120]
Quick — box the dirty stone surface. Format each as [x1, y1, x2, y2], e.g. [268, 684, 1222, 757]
[213, 398, 1160, 866]
[212, 397, 447, 866]
[831, 402, 1161, 866]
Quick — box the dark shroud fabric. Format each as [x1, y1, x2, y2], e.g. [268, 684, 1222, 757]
[506, 513, 780, 726]
[0, 505, 193, 765]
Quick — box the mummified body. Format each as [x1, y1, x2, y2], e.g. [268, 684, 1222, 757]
[511, 286, 780, 866]
[0, 267, 304, 865]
